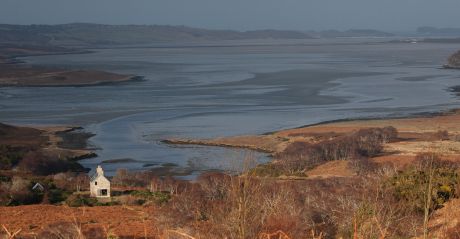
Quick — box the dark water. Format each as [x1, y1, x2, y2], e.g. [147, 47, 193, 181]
[1, 38, 460, 178]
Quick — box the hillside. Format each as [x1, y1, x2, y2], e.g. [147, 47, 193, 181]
[310, 29, 394, 38]
[418, 26, 460, 37]
[0, 23, 395, 47]
[0, 205, 156, 238]
[0, 123, 94, 173]
[4, 111, 460, 238]
[0, 23, 313, 46]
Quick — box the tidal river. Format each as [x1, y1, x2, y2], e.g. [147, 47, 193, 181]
[1, 38, 460, 178]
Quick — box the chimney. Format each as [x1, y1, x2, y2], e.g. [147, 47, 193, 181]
[96, 165, 104, 176]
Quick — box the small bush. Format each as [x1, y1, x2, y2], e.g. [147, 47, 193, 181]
[18, 151, 85, 175]
[117, 195, 140, 205]
[112, 168, 159, 187]
[5, 178, 43, 206]
[430, 130, 449, 141]
[387, 154, 459, 213]
[0, 145, 24, 170]
[95, 201, 120, 206]
[274, 127, 398, 175]
[48, 188, 71, 204]
[0, 175, 11, 182]
[348, 156, 378, 175]
[7, 191, 43, 206]
[66, 194, 98, 207]
[130, 190, 171, 205]
[250, 163, 284, 177]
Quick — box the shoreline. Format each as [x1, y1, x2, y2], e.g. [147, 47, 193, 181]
[0, 122, 97, 181]
[162, 138, 275, 154]
[0, 66, 141, 87]
[0, 45, 140, 87]
[163, 108, 460, 157]
[36, 125, 97, 162]
[0, 122, 97, 164]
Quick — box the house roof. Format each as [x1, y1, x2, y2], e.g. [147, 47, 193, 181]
[90, 173, 110, 184]
[32, 183, 45, 191]
[90, 172, 98, 181]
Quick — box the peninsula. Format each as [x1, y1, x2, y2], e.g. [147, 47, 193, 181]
[0, 45, 137, 87]
[445, 50, 460, 69]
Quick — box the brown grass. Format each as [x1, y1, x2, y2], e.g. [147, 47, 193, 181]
[429, 199, 460, 238]
[306, 160, 355, 178]
[0, 205, 156, 238]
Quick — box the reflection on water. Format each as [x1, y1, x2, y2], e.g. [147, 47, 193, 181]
[1, 39, 460, 177]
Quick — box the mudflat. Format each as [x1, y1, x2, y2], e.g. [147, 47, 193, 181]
[0, 45, 135, 87]
[0, 65, 135, 87]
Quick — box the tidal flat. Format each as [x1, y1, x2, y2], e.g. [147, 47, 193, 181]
[1, 38, 460, 177]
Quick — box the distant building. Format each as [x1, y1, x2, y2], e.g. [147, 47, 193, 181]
[90, 165, 111, 198]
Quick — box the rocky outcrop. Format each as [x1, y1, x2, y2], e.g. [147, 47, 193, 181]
[445, 50, 460, 69]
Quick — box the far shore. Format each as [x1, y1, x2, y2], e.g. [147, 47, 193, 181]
[35, 125, 97, 160]
[0, 66, 140, 87]
[0, 122, 97, 164]
[0, 45, 139, 87]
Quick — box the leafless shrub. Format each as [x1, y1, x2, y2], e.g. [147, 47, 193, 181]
[197, 172, 231, 201]
[429, 130, 449, 141]
[155, 169, 421, 239]
[381, 126, 399, 143]
[116, 194, 141, 205]
[112, 168, 187, 195]
[38, 222, 85, 239]
[274, 127, 398, 175]
[53, 172, 89, 192]
[348, 156, 378, 175]
[1, 225, 21, 239]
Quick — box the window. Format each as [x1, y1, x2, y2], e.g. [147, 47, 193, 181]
[95, 181, 97, 185]
[100, 189, 108, 196]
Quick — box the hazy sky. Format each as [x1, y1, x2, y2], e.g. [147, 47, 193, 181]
[1, 0, 460, 31]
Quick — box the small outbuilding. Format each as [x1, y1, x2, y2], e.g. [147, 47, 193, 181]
[90, 165, 111, 198]
[32, 183, 45, 192]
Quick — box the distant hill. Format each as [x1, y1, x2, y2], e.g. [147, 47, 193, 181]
[310, 29, 394, 38]
[0, 23, 314, 46]
[0, 23, 394, 47]
[417, 26, 460, 37]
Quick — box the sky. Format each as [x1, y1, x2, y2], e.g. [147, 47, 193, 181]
[1, 0, 460, 32]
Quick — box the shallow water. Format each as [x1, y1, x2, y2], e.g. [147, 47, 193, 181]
[1, 38, 460, 177]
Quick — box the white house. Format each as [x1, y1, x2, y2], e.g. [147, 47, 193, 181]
[90, 165, 111, 198]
